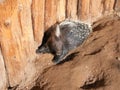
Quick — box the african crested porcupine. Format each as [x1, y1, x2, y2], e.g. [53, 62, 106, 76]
[36, 20, 92, 64]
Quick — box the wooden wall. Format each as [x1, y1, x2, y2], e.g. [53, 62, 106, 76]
[0, 0, 118, 89]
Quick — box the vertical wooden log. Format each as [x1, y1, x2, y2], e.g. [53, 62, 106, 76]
[89, 0, 103, 22]
[78, 0, 115, 22]
[0, 0, 36, 87]
[56, 0, 66, 22]
[45, 0, 57, 30]
[66, 0, 78, 20]
[0, 0, 22, 87]
[0, 48, 7, 90]
[78, 0, 90, 21]
[104, 0, 114, 12]
[115, 0, 120, 11]
[32, 0, 45, 43]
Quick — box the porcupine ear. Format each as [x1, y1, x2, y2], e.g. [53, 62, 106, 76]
[55, 23, 61, 37]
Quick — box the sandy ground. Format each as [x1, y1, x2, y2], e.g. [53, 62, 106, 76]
[31, 15, 120, 90]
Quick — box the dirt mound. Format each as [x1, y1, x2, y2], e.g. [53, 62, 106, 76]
[31, 15, 120, 90]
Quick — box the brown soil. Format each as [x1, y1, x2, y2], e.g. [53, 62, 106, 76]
[31, 15, 120, 90]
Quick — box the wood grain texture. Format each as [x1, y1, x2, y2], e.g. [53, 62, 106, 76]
[0, 0, 117, 89]
[32, 0, 45, 43]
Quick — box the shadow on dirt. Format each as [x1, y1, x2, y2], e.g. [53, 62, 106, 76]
[57, 52, 79, 65]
